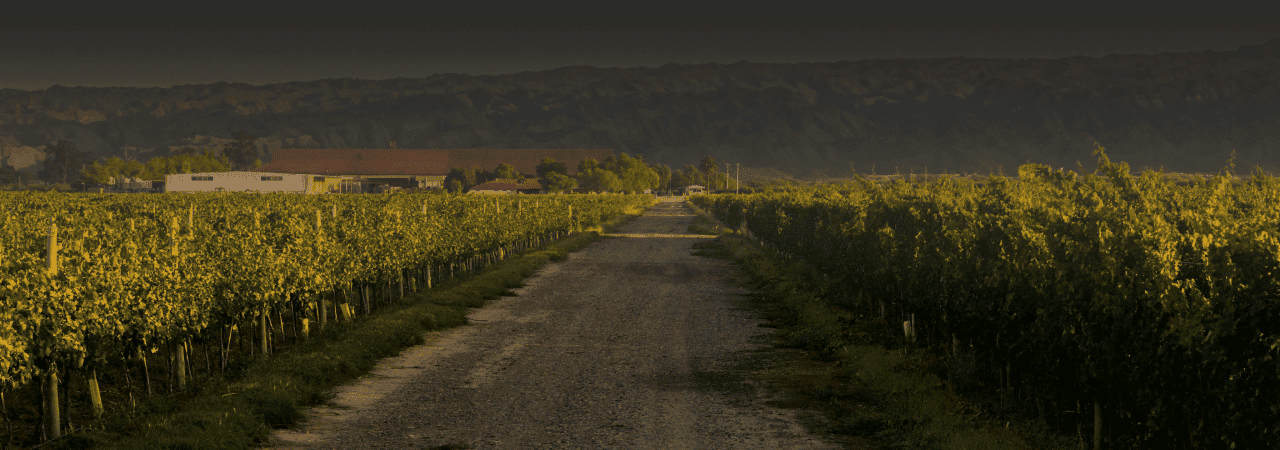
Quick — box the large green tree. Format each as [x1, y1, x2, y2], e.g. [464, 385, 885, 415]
[698, 155, 718, 180]
[0, 161, 26, 185]
[576, 168, 622, 193]
[680, 165, 704, 186]
[653, 164, 673, 194]
[444, 166, 482, 193]
[608, 153, 659, 194]
[536, 157, 568, 179]
[38, 140, 87, 185]
[668, 169, 692, 190]
[578, 157, 599, 173]
[543, 172, 579, 193]
[81, 151, 233, 186]
[220, 131, 257, 170]
[537, 157, 573, 192]
[80, 159, 117, 186]
[494, 163, 519, 179]
[444, 168, 467, 193]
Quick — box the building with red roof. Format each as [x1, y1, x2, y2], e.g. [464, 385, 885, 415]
[255, 148, 613, 192]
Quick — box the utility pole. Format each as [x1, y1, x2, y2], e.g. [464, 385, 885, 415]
[736, 163, 740, 194]
[725, 162, 730, 191]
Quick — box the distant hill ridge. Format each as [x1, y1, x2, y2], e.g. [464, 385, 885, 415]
[1, 37, 1278, 175]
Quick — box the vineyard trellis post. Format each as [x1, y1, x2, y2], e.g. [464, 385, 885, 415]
[1095, 400, 1102, 450]
[3, 390, 11, 445]
[260, 304, 270, 357]
[45, 224, 61, 440]
[2, 192, 647, 445]
[316, 210, 327, 333]
[140, 349, 151, 395]
[175, 340, 186, 390]
[362, 284, 371, 316]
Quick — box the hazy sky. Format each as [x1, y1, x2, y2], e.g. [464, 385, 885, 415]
[2, 9, 1278, 91]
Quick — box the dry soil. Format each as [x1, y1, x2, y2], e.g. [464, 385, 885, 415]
[265, 198, 845, 449]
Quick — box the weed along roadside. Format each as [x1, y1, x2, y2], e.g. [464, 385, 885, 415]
[685, 199, 1078, 450]
[262, 197, 848, 449]
[35, 201, 651, 450]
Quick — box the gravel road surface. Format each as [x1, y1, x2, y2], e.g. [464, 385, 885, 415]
[266, 198, 845, 449]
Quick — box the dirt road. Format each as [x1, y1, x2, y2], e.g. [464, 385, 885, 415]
[266, 199, 843, 449]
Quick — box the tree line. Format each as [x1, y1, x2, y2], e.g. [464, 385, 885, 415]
[444, 153, 739, 194]
[5, 133, 740, 194]
[0, 132, 261, 190]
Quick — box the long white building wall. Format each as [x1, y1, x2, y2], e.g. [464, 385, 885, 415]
[165, 172, 311, 193]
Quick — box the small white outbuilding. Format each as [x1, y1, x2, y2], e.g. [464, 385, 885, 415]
[164, 171, 334, 193]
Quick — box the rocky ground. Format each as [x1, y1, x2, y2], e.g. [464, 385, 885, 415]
[264, 198, 847, 449]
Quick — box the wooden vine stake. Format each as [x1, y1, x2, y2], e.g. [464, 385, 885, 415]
[339, 288, 349, 322]
[315, 210, 326, 332]
[88, 369, 103, 418]
[45, 371, 59, 441]
[260, 304, 270, 356]
[47, 224, 58, 274]
[44, 224, 61, 439]
[250, 212, 269, 356]
[902, 313, 916, 343]
[175, 340, 186, 390]
[1094, 400, 1102, 450]
[168, 216, 188, 390]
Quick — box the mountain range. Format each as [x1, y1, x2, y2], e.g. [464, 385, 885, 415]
[2, 38, 1278, 178]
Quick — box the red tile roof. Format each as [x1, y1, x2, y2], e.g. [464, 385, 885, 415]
[257, 148, 613, 176]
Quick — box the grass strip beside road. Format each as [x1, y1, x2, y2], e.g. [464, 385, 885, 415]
[686, 201, 1078, 450]
[46, 210, 648, 450]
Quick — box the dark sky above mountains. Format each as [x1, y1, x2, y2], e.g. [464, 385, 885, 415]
[2, 7, 1278, 91]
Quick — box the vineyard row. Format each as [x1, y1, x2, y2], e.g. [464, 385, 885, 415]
[0, 191, 651, 441]
[692, 150, 1280, 449]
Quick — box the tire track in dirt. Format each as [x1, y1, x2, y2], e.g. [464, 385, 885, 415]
[265, 199, 845, 449]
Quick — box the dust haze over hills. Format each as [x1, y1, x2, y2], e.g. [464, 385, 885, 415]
[2, 37, 1278, 180]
